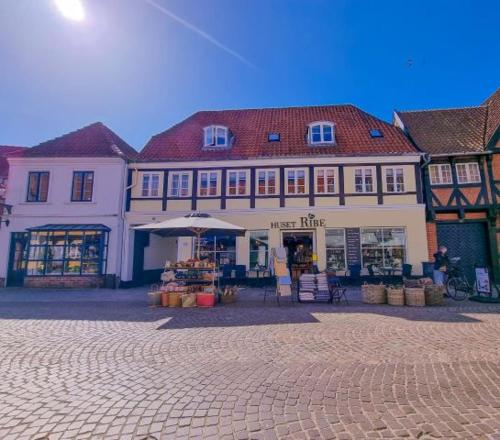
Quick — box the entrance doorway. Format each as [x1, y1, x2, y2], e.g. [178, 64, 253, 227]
[7, 232, 28, 287]
[282, 231, 315, 279]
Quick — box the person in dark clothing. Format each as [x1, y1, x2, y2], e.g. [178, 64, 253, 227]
[433, 245, 450, 285]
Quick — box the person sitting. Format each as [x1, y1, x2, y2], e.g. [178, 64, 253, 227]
[433, 245, 450, 286]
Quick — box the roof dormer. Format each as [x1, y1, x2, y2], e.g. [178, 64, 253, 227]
[203, 125, 230, 149]
[308, 121, 336, 146]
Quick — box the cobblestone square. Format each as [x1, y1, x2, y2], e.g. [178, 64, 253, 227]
[1, 288, 500, 439]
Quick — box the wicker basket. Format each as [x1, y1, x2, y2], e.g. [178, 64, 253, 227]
[161, 292, 169, 307]
[424, 285, 444, 306]
[182, 293, 197, 308]
[168, 292, 182, 308]
[404, 287, 426, 307]
[387, 287, 405, 306]
[147, 286, 162, 307]
[361, 284, 387, 304]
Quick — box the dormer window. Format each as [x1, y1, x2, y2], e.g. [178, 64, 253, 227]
[203, 125, 229, 148]
[308, 122, 335, 145]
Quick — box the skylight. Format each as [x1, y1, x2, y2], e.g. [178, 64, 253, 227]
[370, 129, 383, 138]
[268, 133, 280, 142]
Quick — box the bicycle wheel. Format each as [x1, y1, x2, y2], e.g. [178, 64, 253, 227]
[447, 277, 468, 301]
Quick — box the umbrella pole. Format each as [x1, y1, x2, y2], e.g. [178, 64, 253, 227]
[197, 231, 201, 260]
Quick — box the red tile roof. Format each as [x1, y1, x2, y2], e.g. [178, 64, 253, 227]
[23, 122, 138, 160]
[0, 145, 26, 178]
[396, 88, 500, 155]
[139, 105, 418, 161]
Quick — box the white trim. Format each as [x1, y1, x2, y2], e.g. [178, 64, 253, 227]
[308, 121, 336, 145]
[315, 167, 337, 194]
[256, 168, 278, 195]
[227, 169, 250, 196]
[455, 162, 481, 184]
[169, 171, 192, 198]
[354, 168, 375, 193]
[285, 168, 307, 195]
[384, 167, 405, 193]
[428, 164, 452, 185]
[139, 172, 161, 197]
[198, 170, 221, 197]
[203, 125, 229, 148]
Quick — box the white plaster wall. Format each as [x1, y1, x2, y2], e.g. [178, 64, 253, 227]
[143, 236, 177, 270]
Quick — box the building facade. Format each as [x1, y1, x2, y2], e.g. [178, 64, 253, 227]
[121, 105, 429, 285]
[0, 123, 137, 288]
[395, 88, 500, 282]
[0, 145, 25, 207]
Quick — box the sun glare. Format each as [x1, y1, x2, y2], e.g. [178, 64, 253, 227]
[54, 0, 85, 21]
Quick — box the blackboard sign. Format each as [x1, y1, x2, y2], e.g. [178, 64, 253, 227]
[345, 228, 361, 266]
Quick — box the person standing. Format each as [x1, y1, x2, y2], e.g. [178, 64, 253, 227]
[433, 245, 450, 285]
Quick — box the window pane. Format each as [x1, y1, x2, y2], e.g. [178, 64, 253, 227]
[180, 174, 189, 196]
[38, 173, 49, 201]
[204, 127, 214, 146]
[258, 171, 266, 194]
[228, 172, 237, 195]
[72, 172, 83, 200]
[441, 165, 452, 183]
[82, 262, 99, 274]
[323, 125, 333, 142]
[326, 229, 345, 271]
[287, 170, 295, 193]
[151, 174, 160, 196]
[83, 232, 101, 259]
[66, 231, 83, 259]
[30, 232, 48, 246]
[200, 173, 208, 196]
[27, 261, 45, 276]
[141, 174, 150, 196]
[46, 260, 63, 275]
[27, 173, 39, 201]
[209, 173, 217, 195]
[171, 174, 179, 196]
[317, 170, 325, 193]
[361, 228, 383, 246]
[326, 229, 345, 247]
[216, 127, 226, 145]
[29, 246, 46, 260]
[64, 260, 81, 275]
[82, 173, 93, 201]
[311, 125, 321, 143]
[268, 171, 276, 194]
[249, 230, 268, 268]
[238, 172, 246, 195]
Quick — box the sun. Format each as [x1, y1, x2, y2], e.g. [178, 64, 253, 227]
[54, 0, 85, 21]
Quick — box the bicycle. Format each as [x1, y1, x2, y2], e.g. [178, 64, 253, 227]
[446, 257, 475, 301]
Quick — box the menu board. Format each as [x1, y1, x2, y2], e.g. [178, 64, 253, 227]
[345, 228, 361, 266]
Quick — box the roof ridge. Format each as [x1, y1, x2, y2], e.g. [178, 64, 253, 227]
[193, 103, 357, 113]
[31, 121, 103, 148]
[396, 105, 486, 114]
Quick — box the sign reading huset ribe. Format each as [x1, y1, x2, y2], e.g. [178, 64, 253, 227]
[271, 213, 326, 229]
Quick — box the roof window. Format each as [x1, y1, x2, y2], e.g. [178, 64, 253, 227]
[203, 125, 229, 148]
[268, 133, 280, 142]
[369, 129, 383, 138]
[308, 122, 336, 145]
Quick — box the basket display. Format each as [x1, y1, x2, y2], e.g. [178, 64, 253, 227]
[161, 291, 169, 307]
[404, 287, 426, 307]
[361, 284, 387, 304]
[181, 293, 197, 308]
[168, 292, 182, 308]
[424, 285, 444, 306]
[387, 287, 405, 306]
[147, 286, 162, 307]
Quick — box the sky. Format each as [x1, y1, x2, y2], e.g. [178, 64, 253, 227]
[0, 0, 499, 150]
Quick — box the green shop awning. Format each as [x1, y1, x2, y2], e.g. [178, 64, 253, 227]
[26, 224, 111, 232]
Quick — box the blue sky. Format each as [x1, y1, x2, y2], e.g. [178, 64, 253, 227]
[1, 0, 498, 150]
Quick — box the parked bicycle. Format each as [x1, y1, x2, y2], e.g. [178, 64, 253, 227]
[446, 257, 475, 300]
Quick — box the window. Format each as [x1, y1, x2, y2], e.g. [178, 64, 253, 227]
[228, 171, 247, 195]
[385, 168, 404, 193]
[26, 229, 108, 276]
[370, 129, 383, 138]
[316, 168, 336, 194]
[71, 171, 94, 202]
[26, 172, 49, 202]
[287, 169, 306, 194]
[354, 168, 374, 193]
[170, 172, 190, 197]
[428, 164, 452, 185]
[203, 125, 228, 147]
[193, 235, 236, 266]
[199, 171, 218, 196]
[268, 133, 280, 142]
[257, 170, 277, 195]
[249, 230, 269, 268]
[361, 227, 406, 269]
[141, 173, 160, 197]
[308, 122, 335, 145]
[456, 162, 481, 184]
[326, 229, 346, 271]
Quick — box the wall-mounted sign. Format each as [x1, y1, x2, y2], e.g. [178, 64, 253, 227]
[345, 227, 361, 266]
[271, 213, 326, 229]
[475, 267, 491, 294]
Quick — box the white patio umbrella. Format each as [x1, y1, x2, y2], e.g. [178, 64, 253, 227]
[134, 213, 246, 259]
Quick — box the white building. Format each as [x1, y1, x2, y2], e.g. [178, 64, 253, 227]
[0, 122, 137, 288]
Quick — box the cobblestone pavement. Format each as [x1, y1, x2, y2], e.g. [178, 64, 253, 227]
[1, 288, 500, 440]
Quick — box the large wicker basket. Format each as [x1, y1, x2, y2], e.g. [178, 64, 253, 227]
[424, 285, 444, 306]
[182, 293, 197, 308]
[168, 292, 182, 308]
[404, 287, 425, 307]
[387, 287, 405, 306]
[362, 284, 387, 304]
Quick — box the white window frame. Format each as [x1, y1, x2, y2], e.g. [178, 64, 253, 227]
[308, 121, 335, 145]
[198, 171, 219, 197]
[169, 172, 191, 198]
[455, 162, 481, 184]
[256, 169, 277, 195]
[385, 167, 405, 193]
[428, 164, 452, 185]
[354, 168, 374, 193]
[315, 168, 336, 194]
[227, 170, 249, 196]
[140, 172, 161, 197]
[286, 168, 307, 195]
[203, 125, 228, 148]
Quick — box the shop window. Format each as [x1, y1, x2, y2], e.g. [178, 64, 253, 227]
[228, 171, 247, 195]
[361, 227, 406, 269]
[71, 171, 94, 202]
[354, 168, 374, 193]
[325, 229, 346, 271]
[199, 171, 218, 196]
[316, 168, 335, 194]
[455, 162, 481, 184]
[257, 170, 277, 195]
[26, 229, 108, 276]
[170, 172, 190, 197]
[287, 169, 306, 194]
[308, 122, 335, 145]
[26, 171, 49, 202]
[385, 168, 405, 193]
[141, 173, 160, 197]
[249, 230, 269, 268]
[428, 164, 452, 185]
[193, 235, 236, 267]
